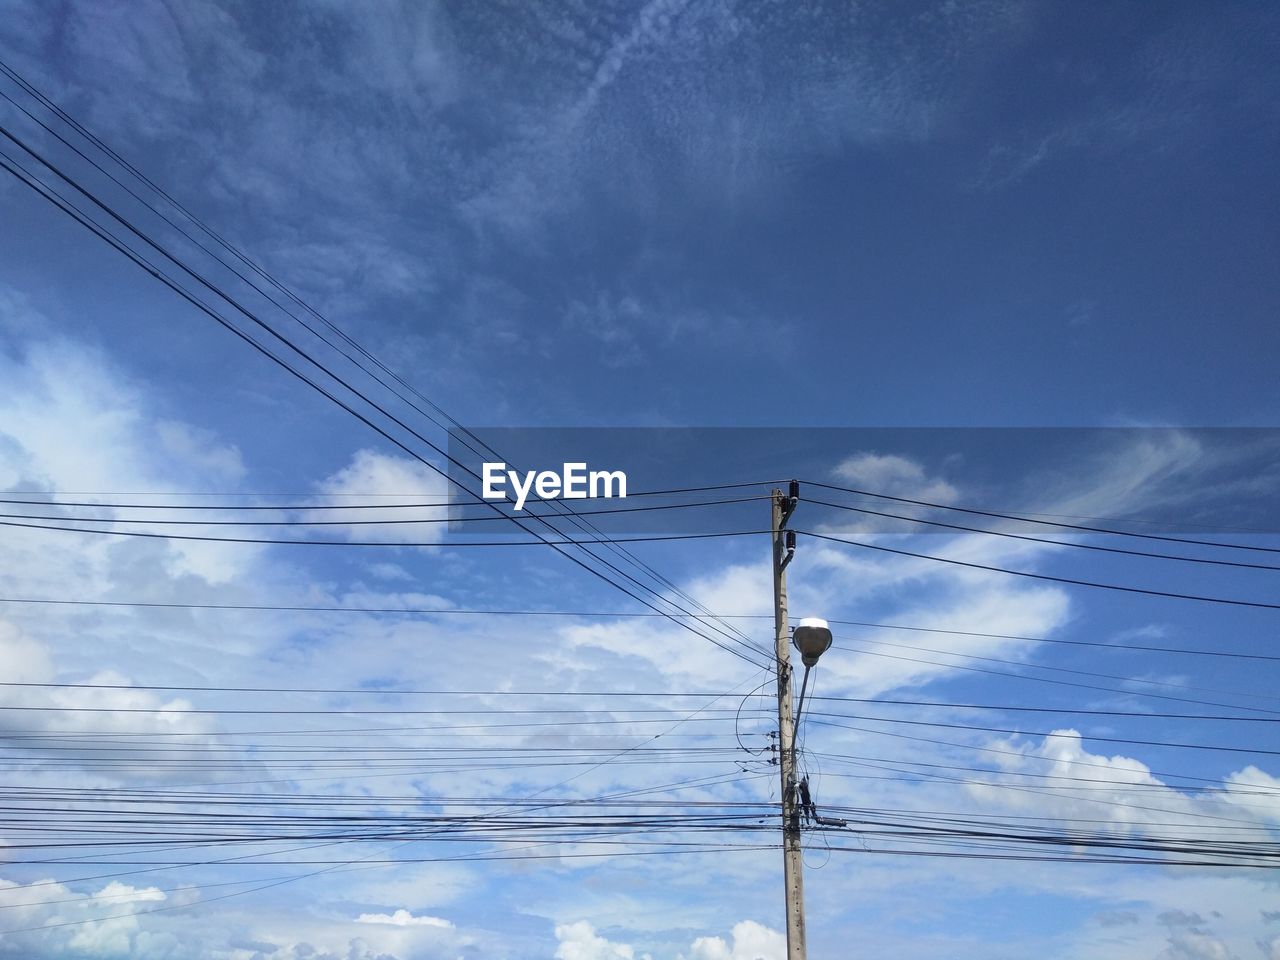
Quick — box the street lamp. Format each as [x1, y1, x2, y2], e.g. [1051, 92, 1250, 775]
[792, 617, 832, 667]
[790, 618, 830, 747]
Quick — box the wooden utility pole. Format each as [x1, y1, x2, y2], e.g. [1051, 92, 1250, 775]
[771, 484, 807, 960]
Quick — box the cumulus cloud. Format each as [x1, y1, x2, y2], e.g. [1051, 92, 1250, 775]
[0, 878, 169, 958]
[312, 448, 450, 543]
[688, 920, 785, 960]
[1221, 766, 1280, 822]
[554, 920, 641, 960]
[968, 728, 1192, 833]
[0, 326, 260, 584]
[356, 908, 453, 928]
[1155, 930, 1237, 960]
[551, 920, 786, 960]
[92, 880, 167, 905]
[0, 875, 476, 960]
[963, 728, 1280, 862]
[0, 663, 251, 785]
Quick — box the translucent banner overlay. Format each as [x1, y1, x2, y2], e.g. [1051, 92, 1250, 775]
[444, 427, 1280, 536]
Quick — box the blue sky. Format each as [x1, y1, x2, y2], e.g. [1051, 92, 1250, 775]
[0, 2, 1278, 959]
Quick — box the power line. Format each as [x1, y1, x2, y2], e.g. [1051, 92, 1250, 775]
[0, 485, 771, 510]
[808, 696, 1278, 723]
[0, 73, 771, 669]
[0, 59, 771, 659]
[821, 616, 1280, 663]
[0, 140, 771, 672]
[3, 60, 1273, 898]
[811, 716, 1280, 757]
[0, 681, 755, 697]
[0, 518, 763, 547]
[2, 595, 1274, 663]
[807, 497, 1280, 572]
[3, 681, 1275, 723]
[806, 719, 1254, 791]
[831, 639, 1280, 715]
[0, 495, 763, 525]
[807, 754, 1280, 798]
[804, 479, 1280, 555]
[803, 529, 1280, 611]
[832, 633, 1280, 708]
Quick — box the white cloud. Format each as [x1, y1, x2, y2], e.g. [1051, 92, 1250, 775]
[832, 452, 959, 506]
[356, 908, 453, 928]
[550, 919, 785, 960]
[0, 328, 263, 584]
[558, 615, 756, 686]
[554, 920, 639, 960]
[1221, 766, 1280, 822]
[0, 878, 170, 958]
[688, 920, 785, 960]
[964, 729, 1280, 856]
[0, 620, 53, 684]
[451, 0, 1033, 243]
[817, 583, 1071, 698]
[1155, 930, 1236, 960]
[568, 0, 689, 126]
[366, 561, 415, 581]
[1026, 430, 1207, 522]
[967, 728, 1197, 834]
[341, 863, 475, 912]
[319, 0, 460, 108]
[92, 881, 167, 905]
[312, 448, 450, 544]
[154, 419, 246, 483]
[0, 665, 251, 786]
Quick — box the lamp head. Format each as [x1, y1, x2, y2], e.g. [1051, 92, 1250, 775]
[792, 617, 833, 667]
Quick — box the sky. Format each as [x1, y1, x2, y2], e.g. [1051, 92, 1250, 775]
[0, 1, 1278, 958]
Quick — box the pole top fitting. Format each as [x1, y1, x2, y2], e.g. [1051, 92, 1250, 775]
[779, 480, 800, 527]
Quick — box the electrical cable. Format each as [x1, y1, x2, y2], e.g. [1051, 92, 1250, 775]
[0, 62, 772, 660]
[803, 529, 1280, 611]
[0, 135, 771, 670]
[807, 496, 1280, 571]
[805, 479, 1280, 555]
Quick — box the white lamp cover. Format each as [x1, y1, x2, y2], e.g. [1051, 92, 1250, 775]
[793, 617, 833, 666]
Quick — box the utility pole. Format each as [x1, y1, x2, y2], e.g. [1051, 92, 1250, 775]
[771, 482, 806, 960]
